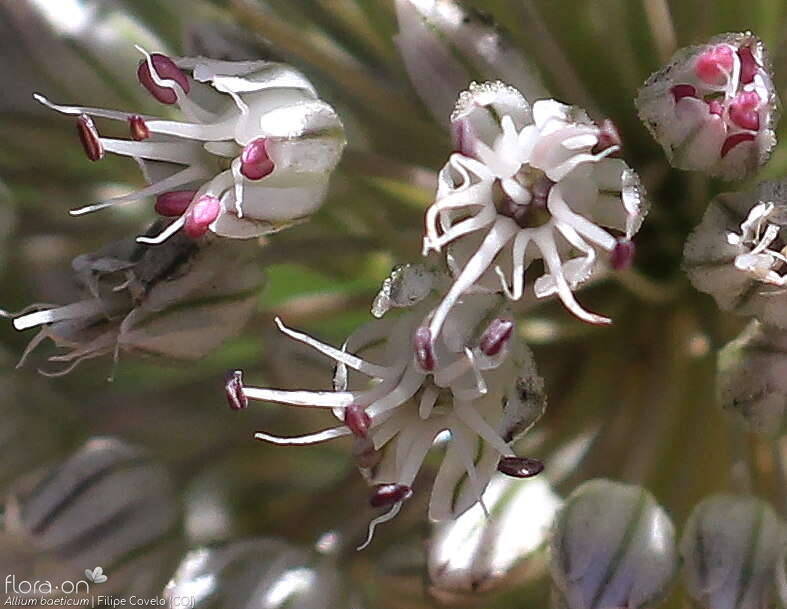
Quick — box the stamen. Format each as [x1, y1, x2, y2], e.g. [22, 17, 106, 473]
[694, 45, 734, 85]
[76, 114, 103, 161]
[345, 404, 372, 438]
[183, 195, 221, 239]
[240, 138, 275, 181]
[738, 47, 758, 84]
[729, 91, 760, 131]
[478, 318, 514, 356]
[154, 190, 197, 217]
[611, 239, 636, 270]
[497, 456, 544, 478]
[225, 370, 248, 410]
[370, 483, 413, 508]
[670, 84, 697, 102]
[137, 53, 191, 105]
[721, 132, 756, 157]
[592, 119, 622, 154]
[413, 327, 435, 371]
[706, 100, 724, 116]
[128, 115, 150, 141]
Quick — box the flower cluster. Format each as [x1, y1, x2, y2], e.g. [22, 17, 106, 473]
[37, 49, 346, 241]
[637, 33, 778, 180]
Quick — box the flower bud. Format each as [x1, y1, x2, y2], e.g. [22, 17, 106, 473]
[637, 33, 779, 180]
[550, 479, 678, 609]
[428, 474, 561, 604]
[681, 494, 785, 609]
[3, 437, 182, 597]
[163, 537, 359, 608]
[717, 321, 787, 436]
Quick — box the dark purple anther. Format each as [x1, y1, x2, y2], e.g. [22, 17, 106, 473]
[592, 119, 621, 154]
[345, 403, 372, 438]
[497, 456, 544, 478]
[721, 132, 755, 157]
[225, 370, 248, 410]
[479, 318, 514, 356]
[611, 239, 636, 271]
[137, 53, 190, 105]
[370, 483, 413, 508]
[670, 84, 697, 103]
[738, 46, 758, 84]
[240, 138, 275, 180]
[184, 195, 221, 238]
[76, 114, 103, 161]
[128, 115, 150, 141]
[413, 327, 435, 371]
[154, 190, 197, 217]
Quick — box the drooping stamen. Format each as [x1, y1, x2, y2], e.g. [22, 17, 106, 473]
[413, 327, 435, 371]
[721, 132, 756, 157]
[478, 318, 514, 356]
[345, 404, 372, 438]
[671, 84, 697, 102]
[728, 91, 760, 131]
[497, 456, 544, 478]
[694, 45, 734, 85]
[239, 138, 275, 181]
[183, 195, 221, 239]
[592, 119, 621, 154]
[611, 239, 636, 270]
[128, 115, 150, 141]
[137, 53, 190, 105]
[225, 370, 248, 410]
[706, 99, 724, 116]
[76, 114, 103, 161]
[370, 483, 413, 508]
[738, 47, 758, 84]
[154, 190, 197, 217]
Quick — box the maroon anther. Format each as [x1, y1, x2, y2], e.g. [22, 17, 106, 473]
[184, 195, 221, 238]
[413, 327, 435, 371]
[729, 91, 761, 131]
[76, 114, 103, 161]
[451, 119, 475, 156]
[128, 115, 150, 141]
[497, 456, 544, 478]
[154, 190, 197, 217]
[706, 99, 724, 117]
[738, 47, 758, 84]
[592, 119, 621, 154]
[670, 84, 697, 103]
[611, 239, 636, 271]
[370, 483, 413, 508]
[479, 318, 514, 357]
[225, 370, 248, 410]
[240, 138, 275, 181]
[137, 53, 190, 105]
[721, 132, 756, 157]
[345, 404, 372, 438]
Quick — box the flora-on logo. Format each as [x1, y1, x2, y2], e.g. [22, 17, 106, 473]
[84, 567, 108, 584]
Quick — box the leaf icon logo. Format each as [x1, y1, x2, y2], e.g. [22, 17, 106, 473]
[84, 567, 108, 584]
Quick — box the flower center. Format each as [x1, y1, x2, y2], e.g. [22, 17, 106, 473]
[493, 169, 554, 229]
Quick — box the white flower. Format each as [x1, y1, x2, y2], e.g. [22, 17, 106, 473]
[684, 179, 787, 327]
[637, 32, 779, 180]
[35, 48, 346, 242]
[229, 270, 545, 548]
[423, 81, 645, 338]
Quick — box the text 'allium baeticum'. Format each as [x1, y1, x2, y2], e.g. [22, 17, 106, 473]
[227, 265, 546, 548]
[422, 81, 646, 338]
[684, 179, 787, 327]
[36, 49, 346, 241]
[637, 33, 779, 180]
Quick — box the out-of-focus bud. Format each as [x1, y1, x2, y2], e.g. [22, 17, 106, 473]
[637, 33, 779, 180]
[550, 479, 678, 609]
[717, 321, 787, 436]
[681, 494, 785, 609]
[7, 226, 264, 375]
[163, 537, 360, 608]
[684, 179, 787, 328]
[3, 437, 182, 598]
[394, 0, 546, 127]
[428, 474, 561, 604]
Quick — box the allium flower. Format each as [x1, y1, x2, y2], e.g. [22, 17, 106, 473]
[229, 267, 546, 547]
[637, 33, 779, 180]
[423, 81, 646, 336]
[6, 225, 264, 375]
[684, 179, 787, 327]
[36, 49, 346, 241]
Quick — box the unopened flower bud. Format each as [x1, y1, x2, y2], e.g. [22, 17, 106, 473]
[428, 474, 561, 604]
[637, 33, 778, 180]
[681, 494, 785, 609]
[551, 479, 678, 609]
